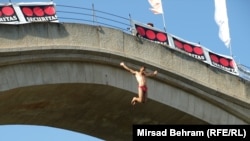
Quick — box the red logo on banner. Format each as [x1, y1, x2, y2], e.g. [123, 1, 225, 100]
[0, 5, 18, 22]
[173, 37, 206, 61]
[1, 6, 14, 16]
[135, 24, 168, 45]
[22, 6, 55, 17]
[20, 5, 57, 22]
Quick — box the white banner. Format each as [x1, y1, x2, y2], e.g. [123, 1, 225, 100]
[214, 0, 231, 48]
[148, 0, 163, 14]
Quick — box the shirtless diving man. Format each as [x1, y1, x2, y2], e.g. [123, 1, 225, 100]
[120, 62, 157, 105]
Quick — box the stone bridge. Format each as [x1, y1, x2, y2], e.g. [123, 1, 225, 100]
[0, 23, 249, 141]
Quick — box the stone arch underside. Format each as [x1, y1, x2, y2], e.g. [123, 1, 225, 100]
[0, 83, 208, 141]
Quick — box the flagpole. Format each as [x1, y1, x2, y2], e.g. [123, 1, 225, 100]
[162, 15, 166, 32]
[161, 3, 167, 32]
[229, 43, 233, 57]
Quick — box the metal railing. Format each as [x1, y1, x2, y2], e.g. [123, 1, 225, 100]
[55, 4, 132, 33]
[238, 64, 250, 81]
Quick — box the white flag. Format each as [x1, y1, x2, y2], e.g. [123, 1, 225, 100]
[148, 0, 163, 14]
[214, 0, 231, 48]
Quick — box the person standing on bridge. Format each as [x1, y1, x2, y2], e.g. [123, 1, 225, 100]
[120, 62, 157, 105]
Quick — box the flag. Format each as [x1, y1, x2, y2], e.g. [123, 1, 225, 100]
[214, 0, 231, 48]
[148, 0, 163, 14]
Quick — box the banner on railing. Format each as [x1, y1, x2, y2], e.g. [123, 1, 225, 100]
[0, 2, 58, 24]
[131, 20, 169, 46]
[208, 51, 238, 75]
[172, 36, 207, 62]
[0, 3, 19, 24]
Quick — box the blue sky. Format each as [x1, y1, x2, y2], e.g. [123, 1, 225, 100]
[0, 0, 249, 141]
